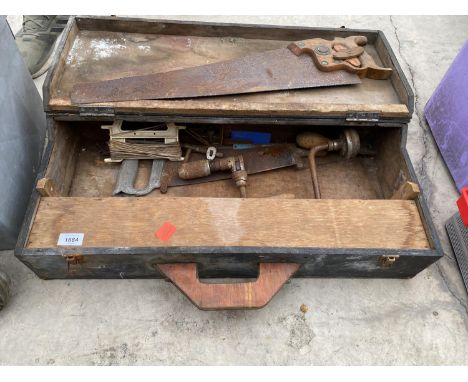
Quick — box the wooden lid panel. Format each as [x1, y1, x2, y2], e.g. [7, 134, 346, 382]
[46, 18, 410, 118]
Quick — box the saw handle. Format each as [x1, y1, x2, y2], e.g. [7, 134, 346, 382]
[288, 35, 393, 80]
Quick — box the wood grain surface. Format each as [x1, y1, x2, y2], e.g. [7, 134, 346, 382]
[36, 178, 60, 197]
[48, 29, 409, 117]
[391, 181, 420, 200]
[37, 124, 79, 196]
[158, 262, 300, 310]
[26, 197, 430, 249]
[67, 141, 383, 199]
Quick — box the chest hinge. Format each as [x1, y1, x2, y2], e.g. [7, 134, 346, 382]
[79, 106, 115, 118]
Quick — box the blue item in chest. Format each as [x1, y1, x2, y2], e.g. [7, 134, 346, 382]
[230, 130, 272, 144]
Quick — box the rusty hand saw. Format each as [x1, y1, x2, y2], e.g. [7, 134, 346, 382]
[71, 35, 392, 104]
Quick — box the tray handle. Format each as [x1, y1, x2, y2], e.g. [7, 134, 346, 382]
[157, 263, 300, 310]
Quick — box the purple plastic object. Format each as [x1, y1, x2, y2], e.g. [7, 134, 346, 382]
[424, 40, 468, 191]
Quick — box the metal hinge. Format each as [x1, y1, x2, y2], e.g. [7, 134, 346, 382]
[62, 253, 84, 272]
[79, 107, 115, 118]
[346, 112, 380, 123]
[379, 255, 400, 268]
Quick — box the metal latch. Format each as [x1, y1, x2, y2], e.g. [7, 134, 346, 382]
[379, 255, 400, 268]
[62, 253, 84, 272]
[346, 112, 380, 123]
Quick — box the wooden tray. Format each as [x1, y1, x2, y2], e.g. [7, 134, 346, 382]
[45, 16, 412, 123]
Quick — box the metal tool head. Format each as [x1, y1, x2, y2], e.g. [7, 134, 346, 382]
[339, 129, 361, 159]
[113, 159, 164, 196]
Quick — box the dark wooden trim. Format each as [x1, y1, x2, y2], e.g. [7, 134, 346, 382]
[16, 246, 441, 280]
[49, 113, 411, 126]
[399, 126, 443, 257]
[75, 16, 380, 43]
[19, 246, 438, 257]
[43, 16, 77, 113]
[376, 30, 415, 116]
[14, 119, 55, 254]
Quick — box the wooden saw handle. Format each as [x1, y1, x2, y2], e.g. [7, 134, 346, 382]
[288, 35, 393, 80]
[157, 263, 300, 310]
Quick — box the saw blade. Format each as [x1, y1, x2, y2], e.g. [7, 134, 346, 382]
[160, 144, 304, 188]
[71, 47, 361, 104]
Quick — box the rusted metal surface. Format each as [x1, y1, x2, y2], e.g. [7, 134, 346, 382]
[233, 168, 247, 198]
[178, 159, 212, 179]
[297, 129, 361, 198]
[62, 252, 84, 273]
[178, 156, 248, 197]
[71, 47, 361, 104]
[163, 144, 305, 189]
[307, 143, 330, 199]
[379, 255, 400, 268]
[159, 160, 178, 194]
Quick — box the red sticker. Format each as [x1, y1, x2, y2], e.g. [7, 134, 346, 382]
[155, 222, 176, 242]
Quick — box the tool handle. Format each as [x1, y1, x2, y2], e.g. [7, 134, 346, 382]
[288, 35, 393, 80]
[157, 263, 300, 310]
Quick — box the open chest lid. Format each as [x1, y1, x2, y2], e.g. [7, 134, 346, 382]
[44, 16, 414, 124]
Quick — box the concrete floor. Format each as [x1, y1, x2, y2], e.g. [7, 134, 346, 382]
[1, 15, 467, 365]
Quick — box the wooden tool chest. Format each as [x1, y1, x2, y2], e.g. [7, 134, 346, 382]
[15, 16, 442, 310]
